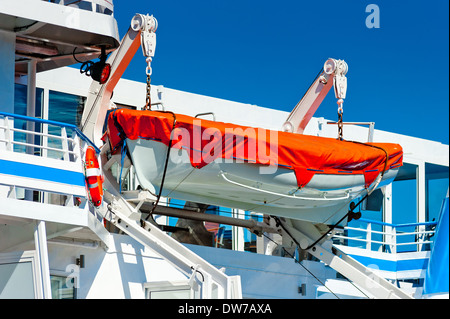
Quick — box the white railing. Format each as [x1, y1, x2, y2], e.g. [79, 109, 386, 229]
[0, 111, 98, 162]
[1, 120, 79, 162]
[45, 0, 114, 15]
[0, 111, 99, 203]
[332, 218, 437, 254]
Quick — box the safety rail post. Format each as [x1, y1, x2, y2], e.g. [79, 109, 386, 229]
[390, 225, 397, 254]
[46, 0, 114, 14]
[0, 111, 100, 208]
[3, 116, 13, 151]
[333, 218, 437, 254]
[71, 131, 83, 166]
[61, 127, 70, 161]
[366, 222, 372, 250]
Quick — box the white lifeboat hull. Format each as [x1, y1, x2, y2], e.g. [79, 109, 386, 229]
[126, 138, 399, 225]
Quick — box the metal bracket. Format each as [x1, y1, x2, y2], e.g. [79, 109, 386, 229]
[324, 58, 348, 101]
[131, 14, 157, 59]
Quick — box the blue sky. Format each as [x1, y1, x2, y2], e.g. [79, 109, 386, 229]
[111, 0, 449, 144]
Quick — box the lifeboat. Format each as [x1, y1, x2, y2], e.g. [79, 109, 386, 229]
[106, 109, 403, 225]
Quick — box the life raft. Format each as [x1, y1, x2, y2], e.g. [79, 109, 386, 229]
[106, 109, 403, 225]
[85, 146, 103, 207]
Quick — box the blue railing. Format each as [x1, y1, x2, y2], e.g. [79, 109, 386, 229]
[0, 111, 100, 154]
[0, 111, 94, 199]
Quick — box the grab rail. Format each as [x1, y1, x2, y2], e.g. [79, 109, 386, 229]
[0, 111, 94, 201]
[332, 218, 437, 253]
[45, 0, 114, 15]
[219, 171, 351, 201]
[0, 111, 100, 154]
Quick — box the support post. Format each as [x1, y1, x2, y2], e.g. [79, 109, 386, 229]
[34, 220, 52, 299]
[26, 59, 37, 152]
[25, 59, 37, 201]
[383, 184, 394, 252]
[232, 209, 245, 252]
[416, 161, 426, 251]
[0, 30, 15, 114]
[0, 30, 15, 198]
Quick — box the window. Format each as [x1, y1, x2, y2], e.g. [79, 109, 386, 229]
[13, 83, 43, 154]
[0, 262, 35, 299]
[425, 163, 449, 224]
[14, 83, 42, 118]
[144, 281, 196, 299]
[50, 275, 76, 299]
[48, 90, 85, 127]
[0, 251, 39, 299]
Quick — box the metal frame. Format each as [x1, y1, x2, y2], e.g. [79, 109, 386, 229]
[0, 112, 96, 200]
[332, 218, 437, 254]
[104, 189, 242, 299]
[0, 250, 42, 298]
[34, 220, 52, 298]
[279, 218, 414, 299]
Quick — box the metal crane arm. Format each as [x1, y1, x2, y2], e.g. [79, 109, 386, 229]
[282, 58, 348, 134]
[80, 13, 157, 147]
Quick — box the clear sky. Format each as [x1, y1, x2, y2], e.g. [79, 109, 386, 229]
[111, 0, 449, 144]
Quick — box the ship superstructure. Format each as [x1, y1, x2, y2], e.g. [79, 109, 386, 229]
[0, 1, 448, 299]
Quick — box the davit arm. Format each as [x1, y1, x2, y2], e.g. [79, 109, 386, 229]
[80, 13, 158, 147]
[282, 58, 348, 134]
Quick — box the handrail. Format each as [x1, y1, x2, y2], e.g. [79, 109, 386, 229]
[333, 217, 438, 254]
[0, 125, 75, 142]
[0, 111, 100, 153]
[357, 218, 437, 229]
[0, 138, 79, 155]
[220, 171, 351, 201]
[45, 0, 114, 15]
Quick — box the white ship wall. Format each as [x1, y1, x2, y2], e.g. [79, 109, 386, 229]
[1, 66, 447, 299]
[47, 233, 188, 299]
[46, 234, 337, 299]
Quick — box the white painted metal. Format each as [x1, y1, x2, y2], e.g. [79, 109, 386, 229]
[282, 58, 348, 134]
[52, 0, 114, 13]
[334, 245, 431, 283]
[0, 116, 87, 197]
[416, 160, 426, 251]
[0, 250, 43, 298]
[81, 13, 155, 146]
[232, 209, 246, 252]
[332, 220, 436, 253]
[33, 220, 52, 299]
[280, 218, 414, 299]
[0, 0, 118, 42]
[97, 141, 242, 298]
[383, 184, 394, 250]
[103, 189, 242, 299]
[25, 60, 37, 201]
[0, 29, 16, 198]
